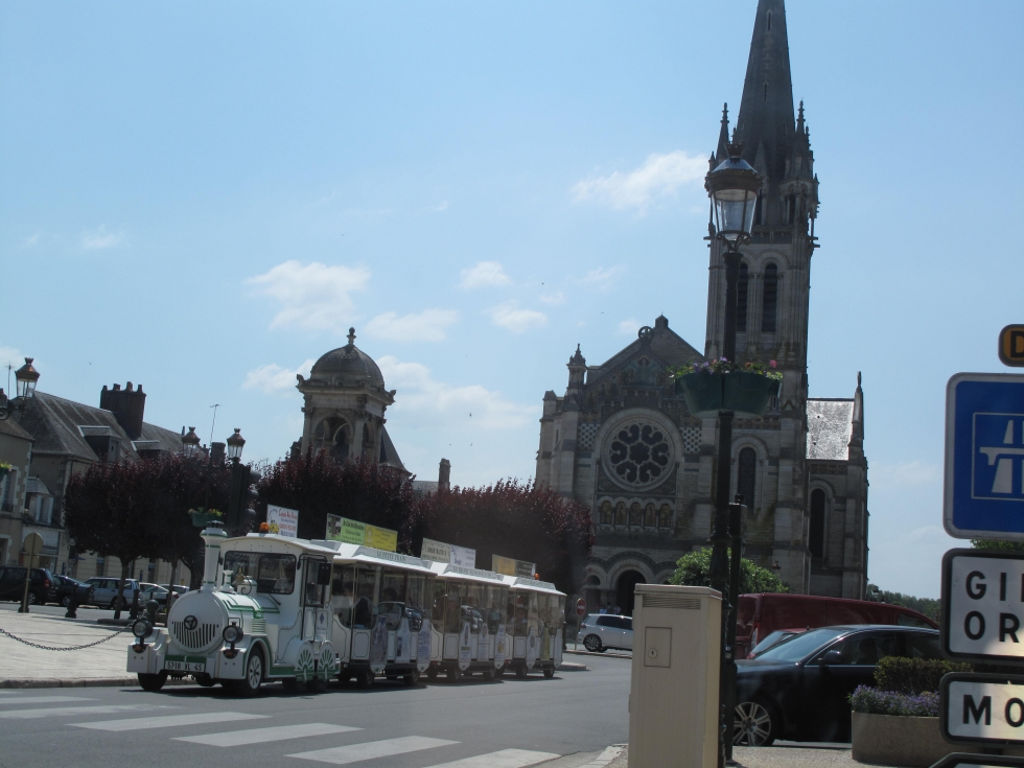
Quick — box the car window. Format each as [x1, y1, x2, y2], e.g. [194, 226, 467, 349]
[904, 632, 942, 659]
[754, 626, 847, 663]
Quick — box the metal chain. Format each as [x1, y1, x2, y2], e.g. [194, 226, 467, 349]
[0, 623, 132, 651]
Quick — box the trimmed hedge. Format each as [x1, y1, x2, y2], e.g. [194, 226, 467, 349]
[873, 656, 970, 694]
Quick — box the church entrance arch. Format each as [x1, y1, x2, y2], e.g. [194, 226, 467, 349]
[615, 570, 646, 616]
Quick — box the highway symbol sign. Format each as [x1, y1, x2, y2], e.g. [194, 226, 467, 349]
[945, 373, 1024, 539]
[942, 549, 1024, 660]
[942, 673, 1024, 745]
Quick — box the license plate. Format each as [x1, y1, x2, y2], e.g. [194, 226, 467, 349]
[166, 660, 206, 673]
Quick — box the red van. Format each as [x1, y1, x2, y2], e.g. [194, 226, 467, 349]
[734, 593, 937, 659]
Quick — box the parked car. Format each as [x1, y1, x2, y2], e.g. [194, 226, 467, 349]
[735, 592, 937, 660]
[54, 575, 95, 607]
[733, 624, 943, 746]
[576, 614, 633, 652]
[747, 628, 806, 658]
[83, 577, 141, 609]
[0, 566, 58, 605]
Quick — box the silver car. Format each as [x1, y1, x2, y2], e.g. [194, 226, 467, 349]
[577, 614, 633, 652]
[84, 577, 141, 609]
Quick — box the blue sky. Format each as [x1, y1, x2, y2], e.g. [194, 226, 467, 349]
[2, 1, 1022, 600]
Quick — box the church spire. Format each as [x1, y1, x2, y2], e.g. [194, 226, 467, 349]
[734, 0, 795, 183]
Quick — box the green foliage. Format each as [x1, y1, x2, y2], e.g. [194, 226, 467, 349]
[865, 586, 940, 623]
[668, 546, 788, 594]
[874, 657, 969, 694]
[412, 479, 593, 595]
[971, 538, 1024, 553]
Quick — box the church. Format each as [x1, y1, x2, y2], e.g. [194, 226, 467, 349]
[535, 0, 867, 613]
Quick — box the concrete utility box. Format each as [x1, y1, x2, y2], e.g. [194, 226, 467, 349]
[628, 584, 721, 768]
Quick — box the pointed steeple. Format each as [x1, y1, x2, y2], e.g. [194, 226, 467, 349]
[735, 0, 795, 183]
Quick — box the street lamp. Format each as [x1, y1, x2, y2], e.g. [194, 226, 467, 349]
[225, 428, 251, 532]
[181, 426, 201, 457]
[0, 357, 40, 421]
[705, 140, 760, 765]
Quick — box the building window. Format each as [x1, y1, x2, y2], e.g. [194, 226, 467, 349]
[737, 262, 749, 333]
[810, 489, 827, 558]
[0, 469, 12, 512]
[737, 447, 756, 508]
[603, 417, 675, 491]
[762, 264, 778, 333]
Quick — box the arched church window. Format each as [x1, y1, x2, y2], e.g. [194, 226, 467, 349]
[644, 503, 656, 528]
[314, 417, 350, 461]
[737, 262, 749, 333]
[614, 501, 627, 527]
[629, 502, 643, 528]
[658, 504, 673, 529]
[810, 488, 827, 558]
[762, 264, 778, 333]
[599, 500, 613, 525]
[737, 447, 756, 508]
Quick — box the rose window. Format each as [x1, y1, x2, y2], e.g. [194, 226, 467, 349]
[605, 420, 673, 489]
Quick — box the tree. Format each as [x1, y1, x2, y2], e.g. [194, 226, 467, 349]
[866, 585, 940, 623]
[413, 480, 593, 595]
[669, 547, 788, 594]
[65, 453, 233, 595]
[257, 453, 422, 548]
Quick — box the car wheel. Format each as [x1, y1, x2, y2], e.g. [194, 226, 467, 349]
[233, 648, 264, 696]
[27, 592, 39, 605]
[138, 672, 167, 692]
[583, 634, 604, 652]
[733, 699, 777, 746]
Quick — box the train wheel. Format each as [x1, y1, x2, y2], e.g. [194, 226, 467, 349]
[426, 666, 438, 681]
[445, 664, 459, 683]
[233, 648, 264, 696]
[356, 669, 374, 689]
[403, 668, 420, 686]
[515, 664, 528, 680]
[138, 672, 167, 692]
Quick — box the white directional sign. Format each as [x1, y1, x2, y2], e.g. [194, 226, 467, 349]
[942, 549, 1024, 660]
[943, 674, 1024, 745]
[946, 373, 1024, 539]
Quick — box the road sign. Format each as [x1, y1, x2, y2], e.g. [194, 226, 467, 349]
[931, 753, 1024, 768]
[1000, 326, 1024, 367]
[942, 549, 1024, 661]
[942, 673, 1024, 745]
[576, 597, 586, 617]
[945, 373, 1024, 539]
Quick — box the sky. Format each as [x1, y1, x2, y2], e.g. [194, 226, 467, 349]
[2, 1, 1022, 601]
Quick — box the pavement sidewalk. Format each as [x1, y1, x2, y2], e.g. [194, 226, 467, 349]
[0, 609, 866, 767]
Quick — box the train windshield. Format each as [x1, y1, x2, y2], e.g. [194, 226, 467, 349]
[223, 551, 297, 595]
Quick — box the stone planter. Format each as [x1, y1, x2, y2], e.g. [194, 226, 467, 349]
[675, 371, 779, 418]
[851, 712, 950, 767]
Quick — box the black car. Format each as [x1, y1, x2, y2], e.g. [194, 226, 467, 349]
[0, 566, 59, 605]
[54, 575, 95, 607]
[733, 624, 943, 746]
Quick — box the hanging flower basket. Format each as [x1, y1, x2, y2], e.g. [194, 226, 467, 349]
[0, 462, 11, 478]
[673, 361, 780, 418]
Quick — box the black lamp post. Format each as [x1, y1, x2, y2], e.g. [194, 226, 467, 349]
[226, 428, 251, 532]
[181, 426, 201, 457]
[705, 141, 760, 766]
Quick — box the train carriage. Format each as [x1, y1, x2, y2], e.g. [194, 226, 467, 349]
[313, 539, 439, 688]
[502, 575, 566, 679]
[426, 561, 509, 682]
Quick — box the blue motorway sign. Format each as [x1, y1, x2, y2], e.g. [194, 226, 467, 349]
[946, 373, 1024, 539]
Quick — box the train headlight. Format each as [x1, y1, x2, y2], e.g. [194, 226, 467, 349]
[223, 623, 244, 645]
[131, 618, 153, 641]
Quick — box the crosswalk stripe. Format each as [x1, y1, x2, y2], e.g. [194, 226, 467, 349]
[74, 711, 266, 731]
[176, 723, 360, 747]
[0, 695, 94, 706]
[288, 735, 459, 765]
[0, 704, 163, 719]
[421, 748, 562, 768]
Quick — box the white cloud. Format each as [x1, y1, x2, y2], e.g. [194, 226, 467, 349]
[80, 225, 126, 250]
[377, 355, 537, 430]
[487, 301, 547, 333]
[243, 359, 315, 394]
[539, 291, 566, 306]
[572, 150, 707, 213]
[365, 309, 459, 342]
[459, 261, 511, 290]
[580, 265, 625, 292]
[245, 260, 371, 331]
[618, 318, 642, 336]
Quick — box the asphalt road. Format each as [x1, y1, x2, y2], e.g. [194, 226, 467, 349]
[0, 642, 630, 768]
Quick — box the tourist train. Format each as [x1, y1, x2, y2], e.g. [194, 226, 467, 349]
[126, 523, 565, 693]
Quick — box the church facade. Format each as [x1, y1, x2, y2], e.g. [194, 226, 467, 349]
[535, 0, 867, 613]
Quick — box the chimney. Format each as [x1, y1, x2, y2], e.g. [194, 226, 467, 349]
[100, 382, 146, 439]
[438, 458, 451, 492]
